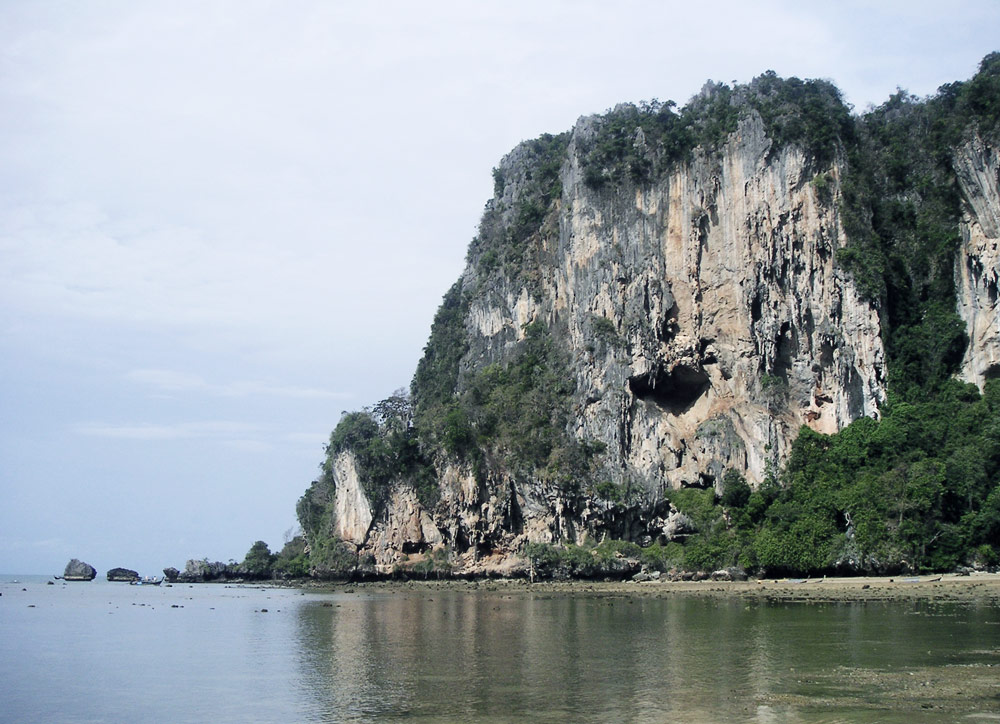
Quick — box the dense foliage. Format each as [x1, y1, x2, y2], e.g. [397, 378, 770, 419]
[319, 390, 438, 510]
[175, 537, 310, 581]
[579, 72, 853, 189]
[270, 536, 310, 579]
[240, 540, 275, 579]
[434, 321, 603, 490]
[465, 132, 570, 291]
[643, 381, 1000, 575]
[411, 282, 470, 416]
[524, 538, 686, 579]
[837, 53, 1000, 399]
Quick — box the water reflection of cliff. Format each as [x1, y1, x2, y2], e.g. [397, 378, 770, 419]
[293, 591, 998, 722]
[293, 591, 784, 722]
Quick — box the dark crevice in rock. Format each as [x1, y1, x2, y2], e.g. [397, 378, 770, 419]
[506, 482, 524, 534]
[619, 399, 633, 463]
[774, 321, 795, 380]
[818, 338, 835, 369]
[845, 366, 865, 420]
[658, 303, 680, 343]
[697, 214, 711, 250]
[802, 308, 815, 353]
[699, 338, 717, 364]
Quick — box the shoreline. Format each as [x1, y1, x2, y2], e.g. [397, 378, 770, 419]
[298, 570, 1000, 604]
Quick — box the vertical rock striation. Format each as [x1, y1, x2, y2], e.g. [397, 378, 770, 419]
[955, 132, 1000, 388]
[526, 113, 884, 490]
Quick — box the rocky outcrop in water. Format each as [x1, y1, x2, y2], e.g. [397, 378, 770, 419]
[63, 559, 96, 581]
[106, 567, 139, 582]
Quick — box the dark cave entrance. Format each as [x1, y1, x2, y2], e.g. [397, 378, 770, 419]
[628, 365, 710, 414]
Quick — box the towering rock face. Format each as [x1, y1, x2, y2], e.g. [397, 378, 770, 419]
[295, 61, 1000, 578]
[955, 133, 1000, 388]
[473, 114, 885, 493]
[302, 104, 892, 575]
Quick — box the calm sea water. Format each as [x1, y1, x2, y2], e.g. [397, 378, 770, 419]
[1, 575, 997, 723]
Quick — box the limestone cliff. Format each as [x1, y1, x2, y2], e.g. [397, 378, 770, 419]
[298, 65, 1000, 578]
[303, 96, 884, 575]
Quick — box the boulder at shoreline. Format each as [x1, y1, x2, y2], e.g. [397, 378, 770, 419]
[63, 559, 97, 581]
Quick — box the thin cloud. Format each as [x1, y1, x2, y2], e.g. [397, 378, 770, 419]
[1, 537, 64, 552]
[75, 420, 262, 441]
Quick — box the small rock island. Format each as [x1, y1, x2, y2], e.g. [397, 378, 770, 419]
[106, 567, 139, 582]
[62, 559, 97, 581]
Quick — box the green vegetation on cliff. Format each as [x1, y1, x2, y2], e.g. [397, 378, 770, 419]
[425, 320, 603, 491]
[579, 72, 852, 189]
[641, 380, 1000, 575]
[468, 132, 570, 288]
[641, 54, 1000, 575]
[837, 52, 1000, 399]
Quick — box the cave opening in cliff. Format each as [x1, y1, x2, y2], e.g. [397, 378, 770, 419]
[774, 321, 795, 381]
[628, 365, 710, 414]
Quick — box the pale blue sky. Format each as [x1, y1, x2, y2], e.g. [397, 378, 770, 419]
[2, 0, 998, 575]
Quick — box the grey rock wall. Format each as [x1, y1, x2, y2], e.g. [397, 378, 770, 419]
[955, 133, 1000, 388]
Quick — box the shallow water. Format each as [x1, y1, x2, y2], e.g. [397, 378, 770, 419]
[1, 577, 997, 723]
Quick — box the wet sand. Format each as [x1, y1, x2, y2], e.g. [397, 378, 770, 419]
[312, 571, 1000, 605]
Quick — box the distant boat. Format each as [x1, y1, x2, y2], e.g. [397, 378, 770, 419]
[129, 577, 162, 586]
